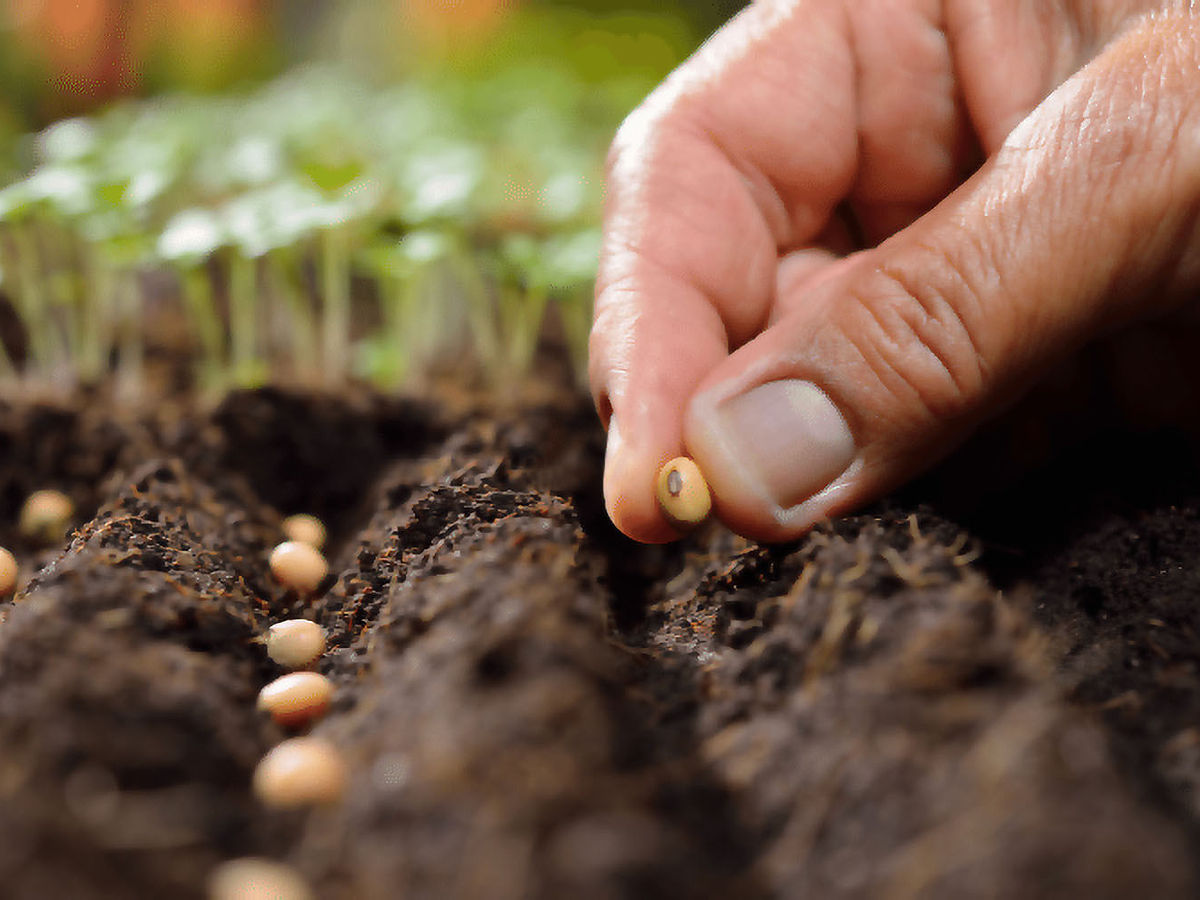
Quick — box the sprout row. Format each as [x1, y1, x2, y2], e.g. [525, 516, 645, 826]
[0, 66, 609, 392]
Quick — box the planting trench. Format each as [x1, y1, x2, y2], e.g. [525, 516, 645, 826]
[1, 381, 1200, 898]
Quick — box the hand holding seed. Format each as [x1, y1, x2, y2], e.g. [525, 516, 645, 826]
[591, 1, 1200, 542]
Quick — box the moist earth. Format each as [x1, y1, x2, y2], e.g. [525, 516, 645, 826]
[0, 378, 1197, 899]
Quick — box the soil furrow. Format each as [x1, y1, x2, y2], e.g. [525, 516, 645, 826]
[0, 456, 299, 899]
[300, 472, 760, 899]
[618, 515, 1196, 898]
[2, 387, 1200, 898]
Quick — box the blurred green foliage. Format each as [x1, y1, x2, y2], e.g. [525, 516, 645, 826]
[0, 3, 719, 391]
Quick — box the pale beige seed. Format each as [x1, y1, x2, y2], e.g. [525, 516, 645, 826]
[257, 671, 334, 728]
[252, 737, 347, 809]
[19, 489, 74, 545]
[208, 857, 313, 900]
[281, 514, 326, 551]
[268, 541, 328, 594]
[265, 620, 326, 669]
[655, 457, 712, 530]
[0, 546, 16, 598]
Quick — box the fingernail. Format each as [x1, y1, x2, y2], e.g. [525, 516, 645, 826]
[706, 380, 855, 510]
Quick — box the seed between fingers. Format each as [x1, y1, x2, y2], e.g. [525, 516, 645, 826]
[655, 457, 711, 530]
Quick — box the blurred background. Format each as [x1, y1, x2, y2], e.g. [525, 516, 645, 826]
[0, 1, 747, 391]
[0, 1, 742, 135]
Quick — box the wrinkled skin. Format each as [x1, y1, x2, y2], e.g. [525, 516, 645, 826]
[590, 0, 1200, 543]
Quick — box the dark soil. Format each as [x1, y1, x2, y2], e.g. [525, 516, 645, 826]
[1, 374, 1199, 899]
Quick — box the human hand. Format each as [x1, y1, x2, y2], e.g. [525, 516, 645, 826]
[589, 0, 1200, 543]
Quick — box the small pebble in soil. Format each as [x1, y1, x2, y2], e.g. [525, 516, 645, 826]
[268, 541, 329, 594]
[18, 489, 74, 545]
[656, 456, 712, 530]
[208, 857, 313, 900]
[253, 737, 347, 808]
[265, 620, 326, 669]
[281, 513, 326, 550]
[0, 547, 16, 598]
[257, 671, 334, 728]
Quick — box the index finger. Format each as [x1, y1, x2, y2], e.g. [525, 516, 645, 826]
[589, 0, 857, 541]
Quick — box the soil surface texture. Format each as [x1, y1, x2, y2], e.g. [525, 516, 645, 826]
[1, 375, 1199, 899]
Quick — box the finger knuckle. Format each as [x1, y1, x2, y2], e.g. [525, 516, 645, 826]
[840, 257, 991, 424]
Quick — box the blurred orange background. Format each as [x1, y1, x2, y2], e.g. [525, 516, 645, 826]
[5, 0, 271, 113]
[0, 1, 741, 121]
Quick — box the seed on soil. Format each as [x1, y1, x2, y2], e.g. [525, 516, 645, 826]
[655, 457, 711, 530]
[268, 541, 329, 594]
[252, 737, 347, 808]
[265, 619, 326, 669]
[208, 857, 313, 900]
[257, 671, 334, 728]
[18, 489, 74, 545]
[281, 513, 326, 550]
[0, 547, 16, 597]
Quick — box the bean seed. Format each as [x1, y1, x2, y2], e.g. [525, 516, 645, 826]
[208, 857, 313, 900]
[281, 514, 326, 551]
[655, 457, 711, 529]
[257, 672, 334, 728]
[265, 620, 326, 670]
[19, 489, 73, 545]
[0, 547, 16, 598]
[252, 737, 346, 808]
[268, 541, 328, 594]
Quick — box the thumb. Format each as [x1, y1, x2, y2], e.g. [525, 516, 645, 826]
[685, 13, 1200, 542]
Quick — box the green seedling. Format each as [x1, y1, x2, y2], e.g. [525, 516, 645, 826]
[157, 208, 227, 390]
[0, 30, 684, 391]
[357, 229, 455, 387]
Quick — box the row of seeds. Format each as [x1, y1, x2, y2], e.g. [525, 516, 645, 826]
[0, 488, 76, 597]
[0, 494, 343, 898]
[211, 514, 344, 900]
